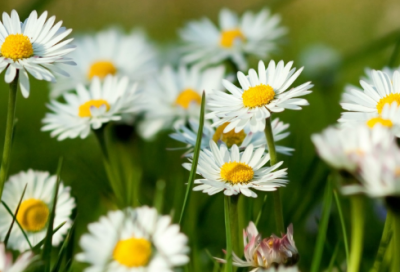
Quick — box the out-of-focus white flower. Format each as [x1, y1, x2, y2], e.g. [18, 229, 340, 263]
[183, 141, 288, 197]
[76, 206, 189, 272]
[207, 60, 312, 133]
[260, 266, 300, 272]
[0, 170, 75, 252]
[50, 27, 157, 98]
[0, 10, 75, 97]
[0, 243, 33, 272]
[179, 8, 286, 70]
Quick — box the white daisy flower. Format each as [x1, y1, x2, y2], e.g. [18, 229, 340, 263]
[339, 70, 400, 123]
[170, 117, 293, 155]
[0, 169, 75, 252]
[138, 65, 225, 139]
[42, 75, 141, 140]
[260, 266, 300, 272]
[0, 10, 75, 98]
[50, 27, 157, 98]
[76, 206, 189, 272]
[0, 243, 33, 272]
[183, 140, 288, 198]
[311, 124, 395, 173]
[179, 8, 286, 70]
[207, 60, 313, 133]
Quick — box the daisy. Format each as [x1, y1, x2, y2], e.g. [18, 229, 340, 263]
[138, 65, 225, 139]
[76, 206, 189, 272]
[207, 60, 313, 133]
[42, 75, 141, 140]
[0, 10, 75, 98]
[0, 243, 33, 272]
[50, 27, 157, 98]
[0, 169, 75, 252]
[183, 140, 288, 197]
[339, 70, 400, 124]
[179, 8, 286, 70]
[170, 117, 293, 155]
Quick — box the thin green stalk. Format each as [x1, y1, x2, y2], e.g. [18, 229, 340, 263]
[264, 116, 284, 233]
[230, 195, 239, 255]
[0, 72, 19, 199]
[370, 212, 393, 272]
[255, 195, 268, 226]
[224, 196, 233, 272]
[391, 210, 400, 272]
[334, 190, 349, 266]
[153, 179, 166, 213]
[348, 195, 364, 272]
[328, 242, 340, 272]
[388, 34, 400, 67]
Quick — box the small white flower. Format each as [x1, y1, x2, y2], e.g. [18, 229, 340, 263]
[0, 10, 75, 98]
[0, 169, 75, 252]
[0, 243, 33, 272]
[42, 75, 141, 140]
[207, 60, 312, 133]
[184, 140, 288, 197]
[76, 206, 189, 272]
[180, 8, 286, 70]
[260, 266, 300, 272]
[50, 27, 157, 98]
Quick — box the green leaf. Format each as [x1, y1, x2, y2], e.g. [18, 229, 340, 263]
[32, 222, 66, 253]
[334, 190, 349, 266]
[51, 218, 76, 272]
[4, 183, 27, 247]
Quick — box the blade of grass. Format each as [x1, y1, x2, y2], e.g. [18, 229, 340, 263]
[328, 241, 340, 272]
[33, 222, 66, 252]
[334, 190, 349, 267]
[4, 183, 27, 247]
[255, 195, 268, 227]
[51, 219, 76, 272]
[153, 179, 166, 213]
[224, 196, 233, 272]
[370, 212, 393, 272]
[179, 91, 205, 225]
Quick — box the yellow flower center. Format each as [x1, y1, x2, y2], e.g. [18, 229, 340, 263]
[113, 237, 152, 267]
[78, 99, 110, 117]
[220, 161, 254, 184]
[366, 117, 393, 128]
[1, 34, 34, 61]
[242, 84, 275, 108]
[175, 89, 202, 109]
[213, 122, 247, 148]
[220, 29, 245, 48]
[16, 199, 49, 232]
[376, 93, 400, 114]
[88, 61, 117, 79]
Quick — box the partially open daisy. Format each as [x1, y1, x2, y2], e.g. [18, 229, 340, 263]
[76, 206, 189, 272]
[0, 169, 75, 252]
[207, 60, 313, 133]
[0, 10, 75, 98]
[42, 75, 140, 140]
[50, 27, 157, 98]
[0, 243, 33, 272]
[183, 140, 288, 197]
[180, 8, 286, 70]
[138, 65, 225, 139]
[170, 117, 293, 155]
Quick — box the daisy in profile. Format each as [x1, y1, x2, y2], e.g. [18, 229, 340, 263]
[0, 243, 33, 272]
[50, 27, 157, 98]
[0, 169, 75, 252]
[184, 140, 288, 197]
[179, 8, 286, 70]
[76, 206, 189, 272]
[207, 60, 312, 133]
[139, 65, 225, 139]
[0, 10, 75, 97]
[170, 117, 293, 155]
[42, 75, 141, 140]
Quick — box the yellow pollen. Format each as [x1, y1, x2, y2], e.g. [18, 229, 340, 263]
[175, 89, 202, 109]
[376, 93, 400, 114]
[16, 199, 49, 232]
[366, 117, 393, 128]
[78, 99, 110, 117]
[220, 29, 245, 48]
[88, 61, 117, 79]
[212, 122, 247, 148]
[220, 161, 254, 184]
[242, 84, 275, 108]
[113, 237, 152, 267]
[1, 34, 34, 61]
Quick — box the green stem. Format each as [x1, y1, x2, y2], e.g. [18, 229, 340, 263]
[264, 116, 284, 233]
[230, 195, 239, 255]
[334, 190, 350, 267]
[348, 195, 364, 272]
[0, 72, 19, 199]
[224, 196, 233, 272]
[391, 210, 400, 272]
[370, 212, 393, 272]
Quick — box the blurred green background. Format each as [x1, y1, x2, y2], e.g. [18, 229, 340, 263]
[1, 0, 400, 271]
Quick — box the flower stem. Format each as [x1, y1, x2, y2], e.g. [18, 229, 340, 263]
[348, 195, 364, 272]
[0, 72, 19, 199]
[264, 116, 284, 233]
[230, 194, 239, 254]
[371, 212, 393, 272]
[224, 196, 233, 272]
[391, 210, 400, 272]
[334, 190, 350, 267]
